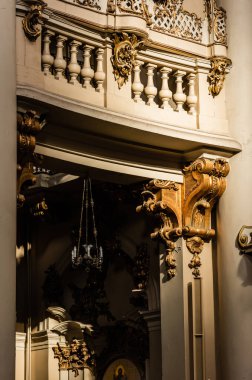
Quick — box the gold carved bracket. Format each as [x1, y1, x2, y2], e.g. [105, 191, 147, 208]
[22, 0, 47, 41]
[137, 158, 229, 279]
[183, 157, 230, 277]
[53, 338, 95, 377]
[111, 32, 143, 89]
[17, 110, 45, 207]
[208, 56, 231, 96]
[137, 179, 182, 279]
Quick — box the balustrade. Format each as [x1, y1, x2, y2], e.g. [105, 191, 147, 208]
[41, 29, 105, 92]
[40, 28, 198, 116]
[132, 62, 198, 115]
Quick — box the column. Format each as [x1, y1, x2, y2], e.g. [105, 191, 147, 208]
[142, 310, 162, 380]
[217, 1, 252, 379]
[0, 1, 16, 380]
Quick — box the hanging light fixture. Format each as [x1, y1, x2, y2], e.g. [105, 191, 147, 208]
[71, 178, 103, 271]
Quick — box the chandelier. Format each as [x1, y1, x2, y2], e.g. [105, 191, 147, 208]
[71, 178, 103, 271]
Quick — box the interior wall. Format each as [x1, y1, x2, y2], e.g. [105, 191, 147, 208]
[217, 1, 252, 379]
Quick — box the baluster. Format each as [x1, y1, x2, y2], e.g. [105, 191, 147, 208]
[186, 73, 197, 115]
[54, 35, 67, 80]
[68, 40, 82, 85]
[81, 45, 94, 89]
[94, 48, 105, 92]
[173, 70, 186, 112]
[132, 60, 144, 103]
[41, 29, 54, 76]
[144, 63, 157, 106]
[159, 67, 173, 109]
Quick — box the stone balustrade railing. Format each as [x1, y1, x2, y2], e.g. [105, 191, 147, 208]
[41, 27, 198, 119]
[131, 61, 197, 115]
[42, 29, 105, 92]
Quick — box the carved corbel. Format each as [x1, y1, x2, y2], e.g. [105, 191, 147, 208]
[22, 0, 47, 41]
[208, 56, 231, 96]
[137, 179, 182, 279]
[111, 32, 143, 89]
[183, 157, 230, 277]
[17, 110, 45, 207]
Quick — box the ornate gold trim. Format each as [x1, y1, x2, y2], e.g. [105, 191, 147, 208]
[22, 0, 47, 41]
[17, 110, 45, 207]
[183, 157, 230, 276]
[53, 338, 95, 376]
[111, 32, 143, 89]
[137, 180, 182, 279]
[205, 0, 227, 45]
[208, 57, 231, 96]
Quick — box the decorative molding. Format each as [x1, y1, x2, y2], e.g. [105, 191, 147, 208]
[53, 338, 95, 376]
[22, 0, 47, 41]
[17, 110, 45, 207]
[76, 0, 101, 10]
[208, 57, 231, 96]
[117, 0, 152, 24]
[152, 0, 203, 42]
[136, 179, 182, 279]
[183, 157, 229, 276]
[205, 0, 227, 45]
[237, 226, 252, 254]
[111, 33, 143, 89]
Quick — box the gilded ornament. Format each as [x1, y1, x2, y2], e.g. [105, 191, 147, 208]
[111, 33, 143, 89]
[22, 0, 47, 41]
[208, 57, 231, 96]
[237, 226, 252, 254]
[152, 0, 203, 42]
[53, 339, 95, 377]
[76, 0, 101, 10]
[183, 157, 229, 277]
[137, 179, 182, 279]
[17, 110, 45, 207]
[117, 0, 152, 24]
[205, 0, 227, 45]
[186, 236, 204, 278]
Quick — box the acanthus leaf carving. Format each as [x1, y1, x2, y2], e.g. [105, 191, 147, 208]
[53, 338, 96, 377]
[137, 179, 182, 279]
[111, 32, 143, 89]
[22, 0, 47, 41]
[208, 57, 231, 96]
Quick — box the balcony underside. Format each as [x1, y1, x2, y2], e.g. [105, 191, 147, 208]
[17, 85, 241, 182]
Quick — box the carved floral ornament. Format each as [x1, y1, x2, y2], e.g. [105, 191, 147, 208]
[22, 0, 47, 41]
[208, 57, 231, 96]
[137, 158, 230, 279]
[111, 32, 143, 89]
[53, 339, 95, 377]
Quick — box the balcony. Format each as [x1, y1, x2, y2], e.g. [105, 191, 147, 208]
[16, 0, 240, 172]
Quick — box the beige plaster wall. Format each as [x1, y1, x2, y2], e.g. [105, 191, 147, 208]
[217, 0, 252, 379]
